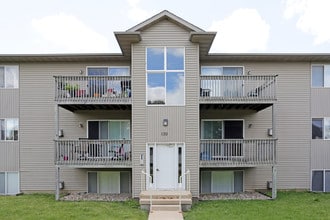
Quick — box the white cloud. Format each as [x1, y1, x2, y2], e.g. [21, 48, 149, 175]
[283, 0, 330, 45]
[127, 0, 154, 22]
[31, 13, 110, 53]
[208, 8, 270, 53]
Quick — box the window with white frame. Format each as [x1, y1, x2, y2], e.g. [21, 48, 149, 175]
[312, 65, 330, 87]
[201, 120, 243, 139]
[87, 120, 130, 140]
[87, 66, 130, 97]
[312, 170, 330, 192]
[0, 66, 19, 88]
[312, 118, 330, 139]
[0, 118, 19, 141]
[146, 47, 185, 105]
[200, 66, 244, 97]
[0, 172, 19, 195]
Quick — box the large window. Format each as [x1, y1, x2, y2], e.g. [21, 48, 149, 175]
[312, 170, 330, 192]
[146, 47, 185, 105]
[0, 118, 19, 141]
[87, 66, 130, 97]
[0, 172, 19, 195]
[312, 118, 330, 139]
[0, 66, 19, 88]
[201, 66, 244, 97]
[88, 120, 130, 140]
[201, 120, 243, 139]
[312, 65, 330, 87]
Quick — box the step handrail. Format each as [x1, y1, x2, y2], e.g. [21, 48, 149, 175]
[141, 170, 153, 212]
[178, 169, 190, 212]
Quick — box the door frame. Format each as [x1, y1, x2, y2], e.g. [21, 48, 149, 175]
[146, 143, 185, 190]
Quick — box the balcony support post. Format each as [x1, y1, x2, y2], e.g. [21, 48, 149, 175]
[271, 104, 277, 199]
[55, 166, 60, 201]
[272, 165, 277, 199]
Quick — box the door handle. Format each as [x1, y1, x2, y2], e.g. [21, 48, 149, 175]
[156, 168, 159, 171]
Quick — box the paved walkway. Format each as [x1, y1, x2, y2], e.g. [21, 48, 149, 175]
[148, 211, 183, 220]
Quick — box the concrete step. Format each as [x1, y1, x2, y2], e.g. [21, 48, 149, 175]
[151, 204, 181, 212]
[140, 198, 192, 205]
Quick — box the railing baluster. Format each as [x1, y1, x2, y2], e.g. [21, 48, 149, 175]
[200, 75, 277, 101]
[200, 139, 276, 166]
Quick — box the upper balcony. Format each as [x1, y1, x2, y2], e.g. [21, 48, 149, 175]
[200, 139, 276, 167]
[200, 75, 277, 109]
[55, 139, 131, 168]
[54, 76, 131, 111]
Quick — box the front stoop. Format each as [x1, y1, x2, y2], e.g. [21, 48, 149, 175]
[148, 211, 184, 220]
[139, 190, 192, 212]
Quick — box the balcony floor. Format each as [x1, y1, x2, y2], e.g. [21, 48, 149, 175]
[59, 104, 131, 112]
[200, 103, 272, 111]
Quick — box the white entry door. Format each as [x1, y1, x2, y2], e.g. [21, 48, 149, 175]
[155, 145, 177, 189]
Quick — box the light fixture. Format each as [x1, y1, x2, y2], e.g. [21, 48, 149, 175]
[79, 70, 83, 75]
[79, 123, 83, 128]
[163, 119, 168, 127]
[248, 123, 253, 128]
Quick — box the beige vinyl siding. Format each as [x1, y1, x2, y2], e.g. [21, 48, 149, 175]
[244, 167, 272, 190]
[311, 89, 330, 116]
[0, 89, 19, 172]
[0, 89, 19, 116]
[200, 61, 311, 190]
[311, 89, 330, 170]
[311, 141, 330, 169]
[19, 62, 129, 192]
[147, 107, 185, 142]
[0, 142, 19, 171]
[131, 19, 200, 197]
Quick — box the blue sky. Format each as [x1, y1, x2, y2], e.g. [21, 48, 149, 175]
[1, 0, 330, 54]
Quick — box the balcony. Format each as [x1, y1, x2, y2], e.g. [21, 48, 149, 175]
[55, 139, 131, 167]
[200, 75, 277, 105]
[54, 76, 131, 111]
[200, 139, 276, 167]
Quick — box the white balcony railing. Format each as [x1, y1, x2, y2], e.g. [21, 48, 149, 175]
[54, 75, 131, 103]
[200, 75, 277, 102]
[55, 139, 131, 167]
[200, 139, 276, 167]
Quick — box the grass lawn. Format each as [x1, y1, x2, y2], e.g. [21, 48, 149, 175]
[0, 194, 148, 220]
[0, 192, 329, 220]
[184, 191, 330, 220]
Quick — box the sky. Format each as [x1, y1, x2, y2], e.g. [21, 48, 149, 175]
[1, 0, 330, 54]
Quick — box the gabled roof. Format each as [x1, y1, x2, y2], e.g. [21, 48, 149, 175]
[126, 10, 204, 32]
[115, 10, 216, 57]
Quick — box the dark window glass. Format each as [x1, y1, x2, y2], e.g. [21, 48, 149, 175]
[312, 118, 323, 139]
[312, 170, 324, 191]
[312, 66, 324, 87]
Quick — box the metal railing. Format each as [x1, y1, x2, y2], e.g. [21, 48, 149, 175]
[141, 170, 153, 211]
[200, 75, 277, 102]
[200, 139, 276, 167]
[54, 75, 131, 103]
[55, 139, 131, 166]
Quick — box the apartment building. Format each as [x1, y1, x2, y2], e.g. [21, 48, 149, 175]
[1, 10, 330, 200]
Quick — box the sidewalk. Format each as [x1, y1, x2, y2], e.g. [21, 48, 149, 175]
[148, 211, 184, 220]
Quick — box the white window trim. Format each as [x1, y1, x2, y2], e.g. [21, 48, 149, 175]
[200, 66, 245, 76]
[311, 169, 330, 192]
[201, 119, 245, 139]
[311, 64, 330, 88]
[0, 65, 19, 89]
[0, 118, 19, 142]
[86, 66, 130, 76]
[312, 117, 330, 140]
[86, 119, 131, 140]
[0, 171, 20, 195]
[146, 46, 186, 106]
